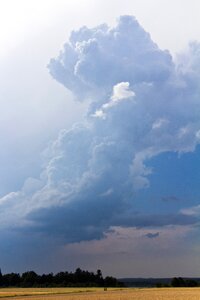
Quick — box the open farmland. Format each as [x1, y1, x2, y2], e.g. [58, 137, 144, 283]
[1, 288, 200, 300]
[0, 288, 105, 298]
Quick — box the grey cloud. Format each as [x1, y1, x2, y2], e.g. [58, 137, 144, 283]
[48, 15, 173, 101]
[27, 201, 198, 243]
[1, 15, 200, 249]
[145, 232, 159, 239]
[112, 212, 198, 229]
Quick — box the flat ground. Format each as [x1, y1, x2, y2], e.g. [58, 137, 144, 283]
[1, 287, 200, 300]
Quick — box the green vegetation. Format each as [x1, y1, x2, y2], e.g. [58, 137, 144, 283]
[0, 268, 123, 288]
[171, 277, 198, 287]
[120, 277, 200, 288]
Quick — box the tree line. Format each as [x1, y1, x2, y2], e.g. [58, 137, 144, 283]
[0, 268, 124, 288]
[171, 277, 199, 287]
[156, 277, 199, 288]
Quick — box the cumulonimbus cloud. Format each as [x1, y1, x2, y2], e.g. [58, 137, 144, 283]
[0, 15, 200, 246]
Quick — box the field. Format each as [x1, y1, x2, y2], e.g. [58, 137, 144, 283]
[1, 287, 200, 300]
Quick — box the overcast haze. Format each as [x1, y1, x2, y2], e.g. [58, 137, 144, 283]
[0, 0, 200, 278]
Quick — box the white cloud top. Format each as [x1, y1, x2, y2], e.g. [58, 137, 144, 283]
[111, 82, 135, 102]
[93, 81, 135, 118]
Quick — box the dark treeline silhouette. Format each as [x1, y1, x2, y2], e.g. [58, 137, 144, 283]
[119, 277, 200, 288]
[0, 268, 124, 288]
[155, 277, 199, 288]
[171, 277, 198, 287]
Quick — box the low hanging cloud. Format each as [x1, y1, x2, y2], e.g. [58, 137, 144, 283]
[1, 15, 200, 247]
[145, 232, 160, 239]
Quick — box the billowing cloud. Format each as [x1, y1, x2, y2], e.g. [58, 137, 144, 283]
[1, 15, 200, 264]
[48, 15, 173, 102]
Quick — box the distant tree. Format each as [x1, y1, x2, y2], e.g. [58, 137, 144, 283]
[21, 271, 39, 287]
[0, 268, 122, 287]
[3, 273, 20, 286]
[186, 279, 198, 287]
[54, 271, 68, 286]
[0, 269, 3, 287]
[96, 269, 104, 286]
[104, 276, 118, 287]
[171, 277, 186, 287]
[171, 277, 199, 288]
[156, 282, 163, 288]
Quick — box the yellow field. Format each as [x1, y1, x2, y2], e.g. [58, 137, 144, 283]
[0, 287, 105, 298]
[0, 287, 119, 298]
[1, 287, 200, 300]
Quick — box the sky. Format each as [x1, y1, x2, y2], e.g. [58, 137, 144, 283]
[0, 0, 200, 278]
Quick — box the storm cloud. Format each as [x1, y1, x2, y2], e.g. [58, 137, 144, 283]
[1, 15, 200, 250]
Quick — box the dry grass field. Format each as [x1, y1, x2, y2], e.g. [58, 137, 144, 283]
[0, 287, 103, 298]
[1, 287, 200, 300]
